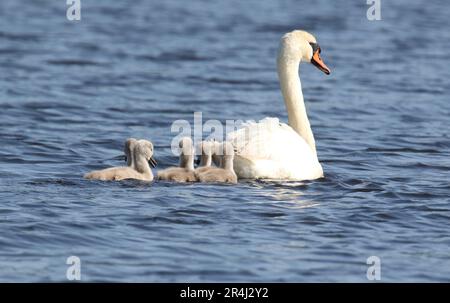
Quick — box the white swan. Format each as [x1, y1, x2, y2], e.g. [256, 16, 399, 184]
[84, 139, 155, 181]
[157, 137, 197, 182]
[227, 30, 330, 181]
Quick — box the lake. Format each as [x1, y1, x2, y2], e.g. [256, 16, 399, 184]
[0, 0, 449, 282]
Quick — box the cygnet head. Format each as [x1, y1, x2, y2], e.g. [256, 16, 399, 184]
[135, 140, 154, 161]
[222, 141, 234, 156]
[137, 139, 157, 168]
[278, 30, 330, 75]
[179, 137, 195, 170]
[127, 139, 155, 175]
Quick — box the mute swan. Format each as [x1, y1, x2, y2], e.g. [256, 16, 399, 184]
[195, 141, 213, 174]
[197, 142, 238, 184]
[227, 30, 330, 181]
[157, 137, 197, 182]
[84, 139, 155, 181]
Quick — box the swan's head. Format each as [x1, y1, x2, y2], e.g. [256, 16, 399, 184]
[279, 30, 330, 75]
[136, 139, 157, 168]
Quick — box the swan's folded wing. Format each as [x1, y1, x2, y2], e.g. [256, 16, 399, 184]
[227, 117, 309, 161]
[227, 117, 322, 180]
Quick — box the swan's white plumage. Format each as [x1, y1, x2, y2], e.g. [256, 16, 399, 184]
[225, 30, 328, 181]
[227, 117, 323, 180]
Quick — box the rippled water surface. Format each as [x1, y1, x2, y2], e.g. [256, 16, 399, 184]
[0, 0, 449, 282]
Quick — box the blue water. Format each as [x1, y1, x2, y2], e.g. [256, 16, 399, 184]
[0, 0, 449, 282]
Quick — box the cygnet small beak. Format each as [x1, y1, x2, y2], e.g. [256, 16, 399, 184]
[149, 157, 157, 168]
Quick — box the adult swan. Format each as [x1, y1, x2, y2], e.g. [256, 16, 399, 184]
[227, 30, 331, 181]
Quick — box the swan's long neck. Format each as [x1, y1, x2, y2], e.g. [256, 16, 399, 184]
[222, 155, 234, 171]
[277, 50, 317, 155]
[200, 155, 211, 167]
[180, 154, 195, 171]
[126, 145, 135, 169]
[200, 149, 212, 167]
[134, 150, 152, 177]
[125, 141, 134, 168]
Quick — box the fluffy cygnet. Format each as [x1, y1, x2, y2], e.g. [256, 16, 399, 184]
[196, 142, 237, 184]
[124, 138, 157, 169]
[84, 139, 155, 181]
[157, 137, 196, 182]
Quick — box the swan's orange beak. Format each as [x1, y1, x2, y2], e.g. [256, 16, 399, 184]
[311, 49, 331, 75]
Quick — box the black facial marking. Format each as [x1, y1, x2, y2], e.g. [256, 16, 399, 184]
[309, 42, 321, 55]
